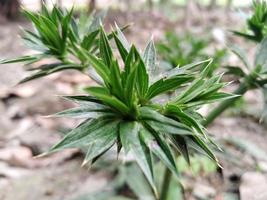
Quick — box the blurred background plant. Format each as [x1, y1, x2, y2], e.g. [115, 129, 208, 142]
[156, 31, 227, 76]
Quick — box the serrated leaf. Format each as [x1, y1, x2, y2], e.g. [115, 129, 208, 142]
[85, 53, 110, 84]
[145, 120, 192, 136]
[231, 31, 259, 42]
[143, 39, 156, 75]
[119, 121, 157, 195]
[113, 33, 129, 63]
[165, 104, 205, 136]
[83, 125, 117, 164]
[187, 135, 218, 163]
[115, 23, 130, 51]
[169, 135, 190, 164]
[124, 65, 138, 107]
[99, 26, 113, 67]
[174, 78, 206, 104]
[140, 126, 179, 178]
[162, 59, 212, 79]
[0, 55, 39, 64]
[85, 87, 130, 114]
[88, 10, 107, 33]
[81, 30, 99, 50]
[62, 95, 103, 105]
[225, 66, 246, 77]
[134, 47, 149, 98]
[125, 164, 155, 200]
[52, 103, 113, 119]
[146, 75, 193, 100]
[109, 60, 123, 98]
[186, 92, 237, 107]
[139, 107, 192, 134]
[50, 119, 118, 151]
[19, 64, 83, 84]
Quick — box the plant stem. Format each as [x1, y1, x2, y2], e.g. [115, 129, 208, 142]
[202, 81, 248, 126]
[160, 168, 172, 200]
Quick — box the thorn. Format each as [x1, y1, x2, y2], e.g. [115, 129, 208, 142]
[42, 114, 54, 118]
[114, 22, 119, 29]
[33, 152, 48, 159]
[81, 159, 89, 167]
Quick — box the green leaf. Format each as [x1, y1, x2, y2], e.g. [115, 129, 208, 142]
[85, 87, 130, 114]
[139, 107, 192, 134]
[62, 95, 103, 105]
[146, 75, 193, 100]
[143, 39, 156, 75]
[115, 23, 130, 51]
[232, 31, 259, 42]
[187, 135, 218, 163]
[174, 78, 206, 104]
[113, 23, 130, 63]
[119, 121, 157, 195]
[186, 92, 237, 107]
[133, 47, 149, 98]
[99, 26, 113, 67]
[124, 65, 138, 107]
[163, 59, 212, 79]
[113, 33, 129, 63]
[83, 125, 118, 165]
[200, 58, 214, 77]
[169, 135, 190, 164]
[225, 66, 246, 77]
[0, 55, 39, 64]
[125, 164, 155, 200]
[52, 101, 113, 119]
[109, 60, 123, 98]
[124, 46, 136, 76]
[140, 126, 179, 178]
[165, 104, 205, 137]
[61, 7, 73, 43]
[81, 30, 99, 50]
[50, 119, 118, 151]
[85, 53, 110, 84]
[18, 64, 82, 84]
[145, 120, 192, 136]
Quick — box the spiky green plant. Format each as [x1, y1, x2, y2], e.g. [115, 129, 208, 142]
[204, 0, 267, 125]
[0, 5, 235, 198]
[0, 6, 127, 83]
[233, 0, 267, 42]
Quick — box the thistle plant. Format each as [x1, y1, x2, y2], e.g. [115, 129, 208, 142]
[1, 5, 235, 198]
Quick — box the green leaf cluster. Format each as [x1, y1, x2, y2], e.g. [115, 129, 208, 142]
[0, 6, 127, 84]
[0, 6, 235, 196]
[233, 0, 267, 42]
[48, 26, 233, 194]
